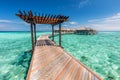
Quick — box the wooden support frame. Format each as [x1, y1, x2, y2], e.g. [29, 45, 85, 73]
[16, 10, 69, 24]
[59, 23, 61, 46]
[33, 24, 36, 45]
[52, 24, 54, 41]
[16, 10, 69, 50]
[30, 22, 34, 52]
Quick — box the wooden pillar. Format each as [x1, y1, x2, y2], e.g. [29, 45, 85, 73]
[33, 24, 36, 45]
[52, 24, 54, 41]
[30, 22, 34, 53]
[59, 23, 61, 46]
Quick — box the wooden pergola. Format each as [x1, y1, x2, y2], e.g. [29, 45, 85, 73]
[16, 10, 69, 52]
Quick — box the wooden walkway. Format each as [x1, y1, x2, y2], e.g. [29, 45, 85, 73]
[26, 35, 103, 80]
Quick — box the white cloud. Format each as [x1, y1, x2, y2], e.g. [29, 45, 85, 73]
[0, 20, 12, 23]
[61, 21, 79, 29]
[88, 19, 102, 23]
[0, 19, 30, 31]
[69, 21, 77, 25]
[0, 25, 6, 28]
[79, 0, 89, 8]
[0, 19, 28, 25]
[88, 13, 120, 23]
[104, 13, 120, 23]
[63, 24, 68, 27]
[87, 12, 120, 31]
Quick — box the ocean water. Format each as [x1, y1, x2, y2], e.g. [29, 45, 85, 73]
[0, 31, 50, 80]
[0, 31, 120, 80]
[53, 32, 120, 80]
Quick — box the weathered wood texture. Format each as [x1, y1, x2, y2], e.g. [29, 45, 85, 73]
[52, 24, 54, 41]
[16, 10, 69, 24]
[30, 23, 34, 52]
[26, 35, 103, 80]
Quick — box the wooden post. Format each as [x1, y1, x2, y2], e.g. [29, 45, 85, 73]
[59, 23, 61, 46]
[30, 22, 34, 53]
[52, 24, 54, 41]
[34, 24, 36, 45]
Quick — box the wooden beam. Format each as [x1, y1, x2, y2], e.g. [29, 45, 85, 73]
[34, 24, 37, 45]
[30, 22, 34, 53]
[18, 10, 23, 15]
[16, 10, 69, 24]
[23, 11, 27, 16]
[52, 24, 54, 41]
[42, 14, 47, 24]
[41, 13, 44, 23]
[29, 10, 33, 17]
[45, 14, 50, 24]
[59, 23, 61, 47]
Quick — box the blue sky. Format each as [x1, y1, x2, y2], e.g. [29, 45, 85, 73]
[0, 0, 120, 31]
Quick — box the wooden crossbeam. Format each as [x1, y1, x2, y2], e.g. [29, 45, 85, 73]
[16, 10, 69, 25]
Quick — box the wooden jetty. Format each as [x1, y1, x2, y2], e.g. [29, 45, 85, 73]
[16, 10, 102, 80]
[26, 35, 102, 80]
[75, 28, 97, 35]
[55, 28, 97, 35]
[55, 28, 75, 34]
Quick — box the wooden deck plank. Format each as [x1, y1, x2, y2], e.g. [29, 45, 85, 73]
[31, 53, 70, 80]
[26, 35, 103, 80]
[71, 64, 80, 80]
[55, 59, 74, 80]
[45, 58, 72, 80]
[32, 48, 65, 71]
[78, 65, 84, 80]
[74, 65, 81, 80]
[89, 72, 92, 80]
[63, 61, 78, 80]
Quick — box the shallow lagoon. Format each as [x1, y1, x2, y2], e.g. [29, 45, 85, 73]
[53, 32, 120, 80]
[0, 31, 120, 80]
[0, 32, 50, 80]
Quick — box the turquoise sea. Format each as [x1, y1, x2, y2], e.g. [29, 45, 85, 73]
[53, 32, 120, 80]
[0, 31, 50, 80]
[0, 31, 120, 80]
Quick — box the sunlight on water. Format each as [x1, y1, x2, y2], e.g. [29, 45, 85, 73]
[0, 32, 50, 80]
[53, 32, 120, 80]
[0, 31, 119, 80]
